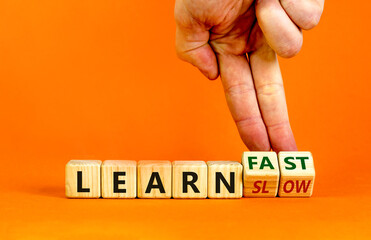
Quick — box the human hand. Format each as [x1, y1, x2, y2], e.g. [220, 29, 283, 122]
[175, 0, 324, 151]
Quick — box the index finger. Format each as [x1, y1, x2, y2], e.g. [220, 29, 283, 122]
[217, 53, 271, 151]
[249, 40, 297, 152]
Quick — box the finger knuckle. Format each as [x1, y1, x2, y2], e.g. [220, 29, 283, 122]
[235, 115, 263, 128]
[224, 82, 255, 97]
[257, 82, 283, 97]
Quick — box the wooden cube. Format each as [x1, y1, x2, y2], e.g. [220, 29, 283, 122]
[137, 160, 172, 198]
[278, 152, 315, 197]
[172, 161, 207, 198]
[65, 160, 102, 198]
[101, 160, 137, 198]
[242, 152, 279, 197]
[207, 161, 243, 198]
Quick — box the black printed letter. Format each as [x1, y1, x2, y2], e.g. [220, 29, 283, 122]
[145, 172, 165, 193]
[182, 172, 200, 193]
[77, 171, 90, 192]
[113, 172, 126, 193]
[215, 172, 235, 193]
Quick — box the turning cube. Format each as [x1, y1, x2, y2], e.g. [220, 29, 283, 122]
[102, 160, 137, 198]
[65, 160, 102, 198]
[137, 160, 172, 198]
[172, 161, 207, 198]
[278, 152, 315, 197]
[207, 161, 243, 198]
[242, 152, 279, 197]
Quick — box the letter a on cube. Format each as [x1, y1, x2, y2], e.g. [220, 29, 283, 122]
[242, 152, 279, 197]
[207, 161, 243, 198]
[102, 160, 137, 198]
[278, 152, 315, 197]
[138, 161, 172, 198]
[65, 160, 102, 198]
[172, 161, 207, 198]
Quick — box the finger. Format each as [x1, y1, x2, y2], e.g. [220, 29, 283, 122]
[280, 0, 324, 30]
[175, 2, 218, 80]
[255, 0, 303, 58]
[249, 40, 297, 152]
[175, 26, 218, 80]
[218, 53, 270, 151]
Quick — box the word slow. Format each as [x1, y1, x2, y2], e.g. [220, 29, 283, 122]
[65, 151, 315, 199]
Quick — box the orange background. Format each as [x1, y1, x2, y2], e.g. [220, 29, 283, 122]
[0, 0, 370, 239]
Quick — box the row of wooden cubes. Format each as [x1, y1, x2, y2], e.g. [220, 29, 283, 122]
[65, 151, 315, 198]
